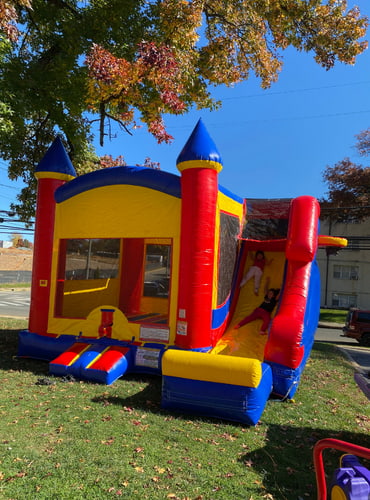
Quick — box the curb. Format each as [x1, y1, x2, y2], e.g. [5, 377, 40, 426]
[354, 372, 370, 401]
[337, 345, 370, 401]
[0, 315, 28, 320]
[318, 322, 344, 330]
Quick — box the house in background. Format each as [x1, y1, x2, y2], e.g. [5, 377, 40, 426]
[0, 240, 13, 249]
[317, 218, 370, 309]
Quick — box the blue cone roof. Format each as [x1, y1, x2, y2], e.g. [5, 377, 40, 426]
[35, 136, 76, 177]
[176, 119, 223, 166]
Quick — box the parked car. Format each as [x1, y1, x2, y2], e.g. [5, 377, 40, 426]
[143, 280, 168, 297]
[342, 308, 370, 347]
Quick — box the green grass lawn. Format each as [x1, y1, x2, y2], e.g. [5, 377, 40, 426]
[0, 283, 31, 289]
[319, 309, 347, 324]
[0, 319, 369, 499]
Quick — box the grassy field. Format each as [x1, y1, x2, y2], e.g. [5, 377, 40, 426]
[0, 318, 369, 499]
[0, 283, 31, 289]
[319, 309, 347, 324]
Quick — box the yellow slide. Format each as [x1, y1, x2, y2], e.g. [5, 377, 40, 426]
[210, 250, 286, 361]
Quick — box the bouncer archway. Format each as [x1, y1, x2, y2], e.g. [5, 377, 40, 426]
[18, 119, 346, 425]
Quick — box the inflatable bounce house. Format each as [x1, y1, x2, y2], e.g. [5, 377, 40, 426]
[18, 119, 346, 425]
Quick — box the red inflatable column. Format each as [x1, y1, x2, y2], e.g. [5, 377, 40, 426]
[29, 137, 76, 335]
[119, 238, 144, 314]
[175, 119, 223, 349]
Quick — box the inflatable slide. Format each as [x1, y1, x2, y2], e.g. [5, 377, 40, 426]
[18, 119, 346, 425]
[161, 196, 327, 424]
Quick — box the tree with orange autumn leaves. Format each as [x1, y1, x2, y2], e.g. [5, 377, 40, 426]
[321, 128, 370, 222]
[0, 0, 31, 42]
[0, 0, 368, 220]
[85, 0, 368, 145]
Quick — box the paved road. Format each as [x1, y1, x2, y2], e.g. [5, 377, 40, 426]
[316, 325, 370, 400]
[0, 289, 30, 318]
[316, 325, 370, 373]
[0, 270, 32, 284]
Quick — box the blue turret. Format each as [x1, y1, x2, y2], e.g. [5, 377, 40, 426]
[176, 118, 223, 169]
[35, 136, 76, 180]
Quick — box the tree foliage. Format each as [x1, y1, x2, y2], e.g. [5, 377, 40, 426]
[321, 129, 370, 222]
[11, 233, 33, 248]
[0, 0, 368, 221]
[0, 0, 31, 42]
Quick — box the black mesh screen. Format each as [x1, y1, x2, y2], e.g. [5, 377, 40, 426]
[217, 212, 241, 306]
[242, 198, 291, 240]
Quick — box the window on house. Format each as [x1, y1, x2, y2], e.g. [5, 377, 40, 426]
[333, 265, 359, 280]
[332, 293, 357, 308]
[346, 239, 360, 251]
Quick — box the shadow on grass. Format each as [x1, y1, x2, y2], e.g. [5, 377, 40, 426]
[2, 328, 370, 498]
[92, 374, 163, 412]
[0, 328, 50, 376]
[94, 380, 370, 499]
[238, 424, 370, 499]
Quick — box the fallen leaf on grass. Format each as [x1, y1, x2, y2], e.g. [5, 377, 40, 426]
[220, 432, 236, 441]
[6, 471, 27, 481]
[153, 465, 166, 474]
[101, 437, 115, 445]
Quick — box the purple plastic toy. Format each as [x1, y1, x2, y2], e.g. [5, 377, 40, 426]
[314, 439, 370, 500]
[330, 454, 370, 499]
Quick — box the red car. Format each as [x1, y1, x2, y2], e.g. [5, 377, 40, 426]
[343, 308, 370, 347]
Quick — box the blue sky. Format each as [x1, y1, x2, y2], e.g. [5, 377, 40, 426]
[94, 0, 370, 202]
[0, 0, 369, 238]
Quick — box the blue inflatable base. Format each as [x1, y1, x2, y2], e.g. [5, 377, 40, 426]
[161, 363, 273, 426]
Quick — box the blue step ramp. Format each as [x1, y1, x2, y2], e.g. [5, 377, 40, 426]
[50, 343, 131, 384]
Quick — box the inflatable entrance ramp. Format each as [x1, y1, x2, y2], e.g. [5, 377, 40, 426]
[50, 343, 130, 385]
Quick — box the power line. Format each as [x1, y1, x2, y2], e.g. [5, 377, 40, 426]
[0, 183, 20, 191]
[203, 108, 370, 130]
[321, 205, 370, 211]
[221, 80, 370, 101]
[0, 225, 34, 231]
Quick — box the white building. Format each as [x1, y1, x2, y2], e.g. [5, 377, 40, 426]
[0, 240, 13, 249]
[317, 218, 370, 309]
